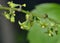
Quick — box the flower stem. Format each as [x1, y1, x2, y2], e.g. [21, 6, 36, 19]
[0, 6, 60, 25]
[0, 6, 30, 14]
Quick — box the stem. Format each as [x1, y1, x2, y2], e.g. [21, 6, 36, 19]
[0, 6, 30, 14]
[0, 6, 60, 25]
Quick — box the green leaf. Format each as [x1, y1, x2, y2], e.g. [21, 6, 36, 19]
[28, 3, 60, 43]
[31, 3, 60, 23]
[28, 22, 60, 43]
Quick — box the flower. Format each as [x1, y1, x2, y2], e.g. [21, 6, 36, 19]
[22, 4, 26, 7]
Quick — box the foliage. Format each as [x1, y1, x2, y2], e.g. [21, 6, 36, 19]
[28, 3, 60, 43]
[0, 1, 60, 43]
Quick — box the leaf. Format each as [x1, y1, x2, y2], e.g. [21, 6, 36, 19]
[28, 3, 60, 43]
[28, 22, 60, 43]
[31, 3, 60, 23]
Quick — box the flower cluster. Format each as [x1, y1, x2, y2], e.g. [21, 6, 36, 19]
[2, 1, 60, 37]
[4, 1, 26, 22]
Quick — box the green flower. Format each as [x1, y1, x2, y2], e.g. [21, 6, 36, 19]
[18, 21, 31, 30]
[22, 4, 26, 7]
[4, 12, 10, 19]
[7, 1, 20, 8]
[10, 15, 15, 22]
